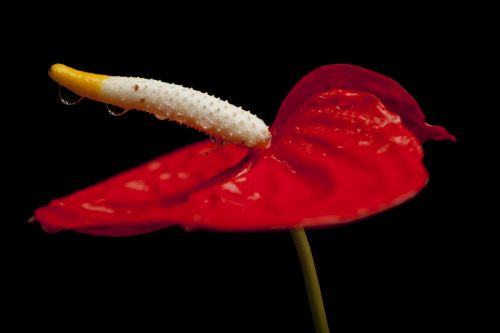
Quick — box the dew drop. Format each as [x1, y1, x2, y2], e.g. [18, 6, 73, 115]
[59, 85, 83, 105]
[106, 104, 129, 117]
[155, 114, 168, 120]
[210, 136, 225, 146]
[198, 118, 211, 129]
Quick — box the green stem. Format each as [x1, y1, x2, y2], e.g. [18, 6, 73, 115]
[291, 228, 330, 333]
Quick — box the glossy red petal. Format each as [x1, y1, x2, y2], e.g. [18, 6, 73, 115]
[36, 89, 428, 235]
[273, 64, 455, 142]
[36, 143, 247, 236]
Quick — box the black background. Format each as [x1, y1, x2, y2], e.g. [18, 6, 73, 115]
[6, 2, 473, 332]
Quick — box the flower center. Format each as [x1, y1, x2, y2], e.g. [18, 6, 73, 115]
[49, 64, 271, 148]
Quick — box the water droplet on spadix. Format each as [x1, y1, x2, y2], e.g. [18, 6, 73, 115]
[59, 85, 84, 105]
[210, 136, 225, 146]
[106, 104, 129, 117]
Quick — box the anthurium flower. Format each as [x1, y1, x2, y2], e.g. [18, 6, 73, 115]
[35, 64, 454, 236]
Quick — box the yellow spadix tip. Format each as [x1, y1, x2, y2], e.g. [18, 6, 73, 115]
[48, 64, 108, 99]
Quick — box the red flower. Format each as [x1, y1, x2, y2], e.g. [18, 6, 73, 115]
[35, 64, 454, 236]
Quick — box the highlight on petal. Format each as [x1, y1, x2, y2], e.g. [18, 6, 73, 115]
[36, 143, 248, 236]
[273, 64, 456, 142]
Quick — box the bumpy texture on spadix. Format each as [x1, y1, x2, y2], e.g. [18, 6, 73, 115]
[36, 64, 454, 236]
[49, 64, 270, 148]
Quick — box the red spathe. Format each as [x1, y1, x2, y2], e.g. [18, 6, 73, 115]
[35, 65, 454, 236]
